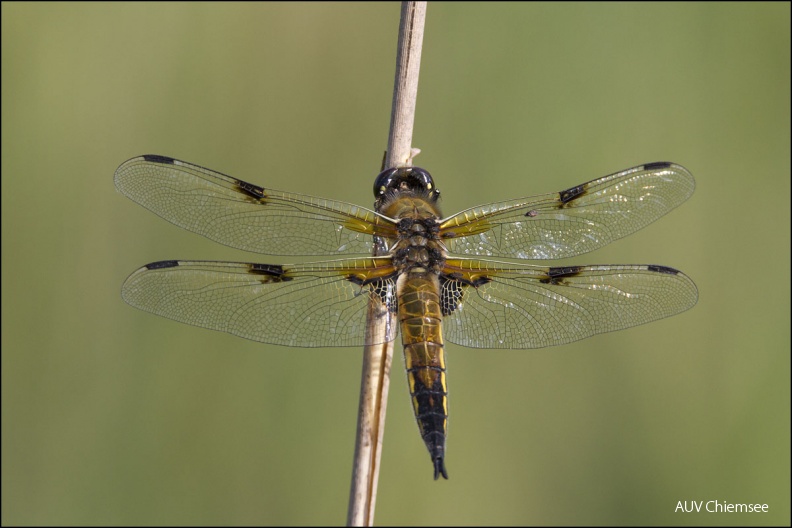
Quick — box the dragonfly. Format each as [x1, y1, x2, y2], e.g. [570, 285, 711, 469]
[115, 155, 697, 480]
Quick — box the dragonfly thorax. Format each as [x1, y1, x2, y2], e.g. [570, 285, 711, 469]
[391, 216, 446, 274]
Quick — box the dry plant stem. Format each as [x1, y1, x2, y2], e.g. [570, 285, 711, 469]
[346, 2, 427, 527]
[385, 2, 427, 169]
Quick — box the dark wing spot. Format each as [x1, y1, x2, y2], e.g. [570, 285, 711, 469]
[346, 274, 365, 286]
[647, 264, 680, 275]
[248, 263, 292, 282]
[559, 184, 587, 204]
[524, 209, 538, 217]
[145, 260, 179, 270]
[344, 272, 396, 287]
[249, 263, 285, 275]
[440, 273, 491, 315]
[471, 276, 492, 287]
[540, 265, 583, 284]
[235, 179, 267, 201]
[347, 274, 398, 313]
[643, 161, 673, 170]
[142, 154, 176, 164]
[549, 265, 583, 277]
[440, 275, 465, 316]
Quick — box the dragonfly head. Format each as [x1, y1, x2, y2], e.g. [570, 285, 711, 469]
[374, 167, 440, 206]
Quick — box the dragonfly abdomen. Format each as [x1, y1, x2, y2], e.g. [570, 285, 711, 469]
[398, 272, 449, 480]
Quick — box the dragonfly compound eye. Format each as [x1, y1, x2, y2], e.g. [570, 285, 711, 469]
[373, 167, 439, 201]
[373, 168, 400, 198]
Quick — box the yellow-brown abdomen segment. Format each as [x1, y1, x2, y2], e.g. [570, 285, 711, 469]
[398, 272, 448, 479]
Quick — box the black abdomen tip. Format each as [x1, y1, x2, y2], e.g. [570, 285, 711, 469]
[433, 456, 448, 480]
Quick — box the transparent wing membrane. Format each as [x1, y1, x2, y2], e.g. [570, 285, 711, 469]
[117, 157, 697, 351]
[121, 258, 398, 347]
[114, 155, 397, 256]
[441, 259, 698, 349]
[440, 162, 694, 259]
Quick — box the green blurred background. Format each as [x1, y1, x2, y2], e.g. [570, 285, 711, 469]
[2, 2, 789, 525]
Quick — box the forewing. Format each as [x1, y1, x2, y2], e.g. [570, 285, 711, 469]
[121, 258, 399, 347]
[114, 155, 398, 256]
[440, 162, 694, 259]
[441, 258, 698, 349]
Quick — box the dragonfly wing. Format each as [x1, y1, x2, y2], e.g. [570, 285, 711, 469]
[121, 258, 399, 347]
[440, 258, 698, 349]
[114, 155, 398, 256]
[440, 162, 694, 259]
